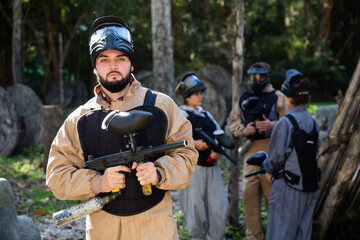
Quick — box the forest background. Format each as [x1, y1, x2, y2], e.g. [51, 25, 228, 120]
[0, 0, 359, 101]
[1, 0, 360, 239]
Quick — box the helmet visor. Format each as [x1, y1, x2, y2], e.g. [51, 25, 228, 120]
[249, 73, 268, 84]
[89, 26, 132, 47]
[183, 75, 201, 89]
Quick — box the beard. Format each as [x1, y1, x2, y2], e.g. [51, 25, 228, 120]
[97, 70, 132, 93]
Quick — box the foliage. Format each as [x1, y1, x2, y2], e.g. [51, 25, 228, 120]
[1, 0, 358, 101]
[307, 101, 335, 115]
[0, 147, 79, 222]
[174, 210, 190, 240]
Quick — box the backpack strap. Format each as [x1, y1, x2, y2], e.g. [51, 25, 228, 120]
[143, 89, 157, 106]
[285, 114, 299, 131]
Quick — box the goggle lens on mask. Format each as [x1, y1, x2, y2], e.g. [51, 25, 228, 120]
[89, 26, 132, 47]
[249, 73, 267, 83]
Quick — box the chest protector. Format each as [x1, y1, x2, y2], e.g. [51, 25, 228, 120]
[186, 110, 217, 167]
[239, 91, 279, 140]
[77, 90, 168, 216]
[284, 114, 320, 192]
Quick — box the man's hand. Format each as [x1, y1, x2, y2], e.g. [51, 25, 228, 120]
[133, 162, 159, 185]
[100, 165, 131, 192]
[245, 122, 256, 135]
[265, 173, 272, 183]
[194, 139, 209, 151]
[256, 114, 275, 132]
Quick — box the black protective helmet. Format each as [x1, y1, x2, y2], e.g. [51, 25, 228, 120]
[177, 74, 207, 99]
[247, 62, 270, 93]
[281, 69, 310, 97]
[89, 16, 134, 67]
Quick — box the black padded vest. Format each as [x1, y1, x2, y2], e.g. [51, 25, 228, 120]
[78, 90, 168, 216]
[239, 90, 279, 140]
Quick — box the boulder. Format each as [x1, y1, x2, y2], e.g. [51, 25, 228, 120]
[313, 104, 339, 139]
[137, 65, 232, 127]
[0, 87, 18, 157]
[44, 80, 89, 107]
[7, 84, 44, 151]
[0, 178, 41, 240]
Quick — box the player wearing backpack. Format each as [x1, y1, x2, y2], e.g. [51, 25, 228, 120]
[263, 69, 320, 240]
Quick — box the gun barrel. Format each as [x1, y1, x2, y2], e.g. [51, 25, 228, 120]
[85, 140, 188, 171]
[245, 168, 266, 178]
[53, 192, 121, 226]
[195, 128, 217, 148]
[148, 140, 187, 155]
[196, 128, 238, 165]
[53, 197, 106, 226]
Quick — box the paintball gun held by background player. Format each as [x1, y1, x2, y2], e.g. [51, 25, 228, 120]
[244, 151, 267, 177]
[195, 128, 238, 166]
[239, 97, 273, 157]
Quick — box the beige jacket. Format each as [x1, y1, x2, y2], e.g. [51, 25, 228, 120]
[46, 76, 198, 239]
[229, 84, 288, 138]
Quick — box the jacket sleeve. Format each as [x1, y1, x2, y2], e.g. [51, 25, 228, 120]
[153, 93, 198, 190]
[263, 118, 292, 174]
[46, 109, 101, 200]
[229, 99, 247, 138]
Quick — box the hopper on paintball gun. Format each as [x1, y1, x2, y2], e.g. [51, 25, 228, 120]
[244, 151, 267, 177]
[239, 97, 269, 157]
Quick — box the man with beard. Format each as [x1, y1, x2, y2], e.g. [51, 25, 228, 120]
[46, 16, 198, 240]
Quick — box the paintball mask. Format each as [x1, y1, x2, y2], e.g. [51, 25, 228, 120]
[247, 67, 270, 93]
[89, 16, 134, 67]
[281, 69, 310, 97]
[178, 74, 207, 99]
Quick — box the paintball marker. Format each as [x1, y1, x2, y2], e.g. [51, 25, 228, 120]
[195, 128, 238, 165]
[238, 97, 268, 157]
[244, 151, 267, 177]
[53, 110, 187, 226]
[241, 96, 268, 126]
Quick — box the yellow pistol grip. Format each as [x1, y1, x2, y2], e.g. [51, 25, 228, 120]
[138, 162, 152, 196]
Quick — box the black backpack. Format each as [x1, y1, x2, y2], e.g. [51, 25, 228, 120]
[285, 114, 320, 192]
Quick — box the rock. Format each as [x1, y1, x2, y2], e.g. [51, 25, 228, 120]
[0, 178, 41, 240]
[0, 87, 18, 157]
[44, 80, 89, 108]
[7, 84, 44, 151]
[313, 104, 338, 139]
[136, 65, 233, 127]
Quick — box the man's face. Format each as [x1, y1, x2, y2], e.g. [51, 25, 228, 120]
[93, 49, 134, 93]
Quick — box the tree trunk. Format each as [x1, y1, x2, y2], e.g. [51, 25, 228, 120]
[44, 2, 59, 81]
[317, 0, 334, 43]
[313, 58, 360, 239]
[59, 33, 64, 105]
[12, 0, 22, 84]
[42, 105, 63, 173]
[275, 0, 285, 34]
[228, 0, 245, 229]
[203, 0, 219, 60]
[151, 0, 175, 98]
